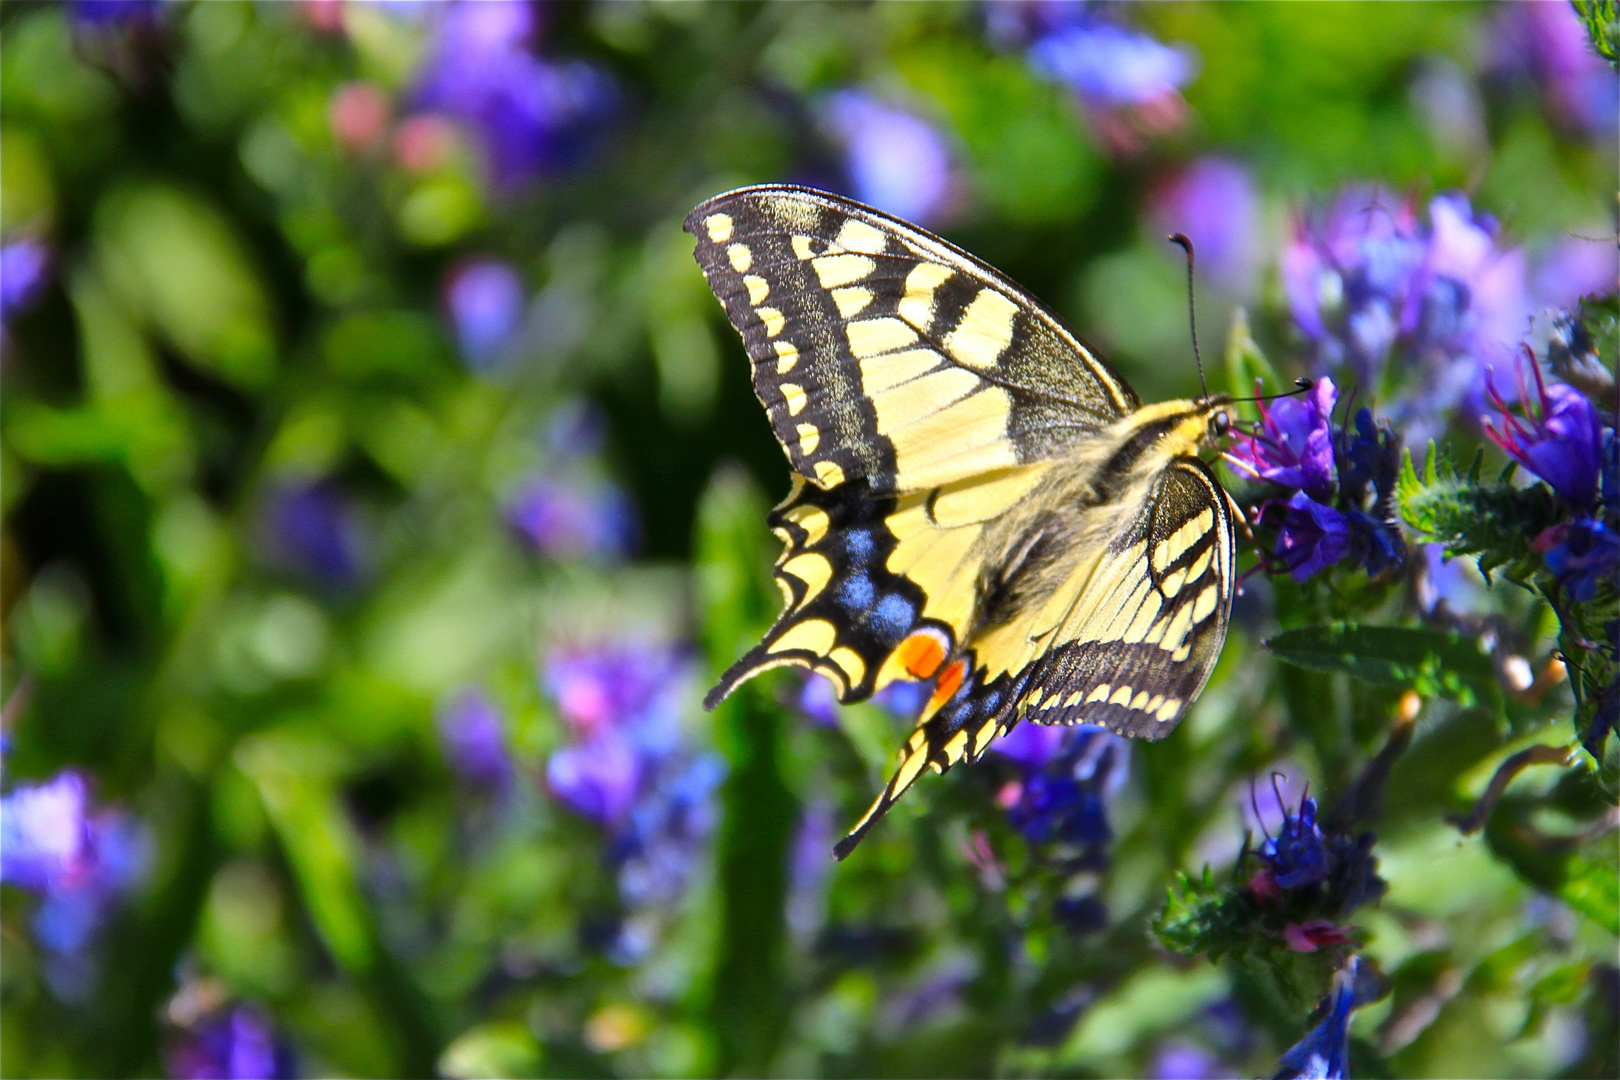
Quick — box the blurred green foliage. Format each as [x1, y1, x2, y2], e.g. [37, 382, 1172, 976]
[1, 3, 1615, 1079]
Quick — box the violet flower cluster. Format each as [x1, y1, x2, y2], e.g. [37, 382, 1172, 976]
[821, 91, 955, 228]
[542, 642, 724, 960]
[1484, 347, 1620, 604]
[260, 480, 368, 591]
[992, 721, 1129, 932]
[0, 770, 149, 1001]
[1246, 782, 1387, 956]
[411, 0, 616, 191]
[1282, 190, 1538, 441]
[1225, 377, 1407, 583]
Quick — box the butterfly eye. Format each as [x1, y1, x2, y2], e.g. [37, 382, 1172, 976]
[1210, 412, 1231, 438]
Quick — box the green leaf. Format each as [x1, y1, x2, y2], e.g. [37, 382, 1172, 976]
[1264, 623, 1500, 709]
[1560, 855, 1620, 934]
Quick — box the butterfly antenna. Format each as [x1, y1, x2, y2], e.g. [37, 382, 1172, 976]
[1232, 378, 1316, 406]
[1168, 233, 1208, 401]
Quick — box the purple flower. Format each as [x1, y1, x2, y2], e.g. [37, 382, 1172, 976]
[504, 475, 638, 562]
[1028, 20, 1196, 108]
[1416, 543, 1487, 616]
[988, 719, 1069, 771]
[1484, 355, 1604, 506]
[786, 801, 836, 944]
[1274, 492, 1351, 582]
[1003, 727, 1128, 851]
[1148, 157, 1259, 295]
[1, 772, 149, 1001]
[1, 772, 91, 892]
[69, 0, 157, 28]
[822, 91, 954, 226]
[1531, 236, 1620, 310]
[1, 239, 51, 320]
[1272, 956, 1362, 1080]
[1537, 518, 1620, 603]
[1224, 377, 1338, 500]
[413, 1, 616, 189]
[261, 481, 366, 589]
[613, 752, 724, 907]
[1490, 1, 1620, 137]
[541, 642, 721, 923]
[786, 672, 840, 728]
[1256, 788, 1330, 890]
[1150, 1043, 1222, 1080]
[1282, 189, 1529, 424]
[546, 730, 642, 826]
[166, 1004, 296, 1080]
[444, 258, 525, 369]
[436, 687, 513, 787]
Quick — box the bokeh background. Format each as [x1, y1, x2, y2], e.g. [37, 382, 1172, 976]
[1, 2, 1616, 1078]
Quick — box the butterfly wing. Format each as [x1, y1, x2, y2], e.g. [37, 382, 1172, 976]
[833, 456, 1235, 858]
[704, 462, 1056, 708]
[685, 185, 1138, 494]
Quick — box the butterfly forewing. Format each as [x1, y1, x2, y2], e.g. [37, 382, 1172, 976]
[684, 185, 1137, 495]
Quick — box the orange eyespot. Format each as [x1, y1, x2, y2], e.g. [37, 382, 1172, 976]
[928, 660, 967, 710]
[895, 629, 948, 679]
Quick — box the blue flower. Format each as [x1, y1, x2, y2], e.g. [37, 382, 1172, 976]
[261, 480, 367, 589]
[0, 239, 50, 321]
[1028, 19, 1195, 108]
[1257, 790, 1330, 890]
[436, 687, 513, 787]
[822, 91, 954, 226]
[1538, 518, 1620, 603]
[1485, 354, 1605, 507]
[1225, 377, 1339, 501]
[1273, 492, 1351, 582]
[444, 258, 525, 370]
[1272, 956, 1362, 1080]
[412, 0, 616, 190]
[68, 0, 157, 28]
[166, 1002, 297, 1080]
[504, 475, 639, 562]
[1148, 157, 1260, 295]
[874, 678, 932, 722]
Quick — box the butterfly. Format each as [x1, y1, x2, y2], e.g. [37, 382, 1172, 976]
[686, 185, 1236, 859]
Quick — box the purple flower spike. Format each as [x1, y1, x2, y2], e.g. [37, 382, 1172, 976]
[1, 772, 92, 892]
[787, 672, 840, 728]
[445, 258, 525, 370]
[1490, 1, 1620, 137]
[1028, 21, 1195, 108]
[1003, 728, 1128, 854]
[823, 91, 954, 227]
[1149, 157, 1259, 295]
[988, 720, 1069, 771]
[1485, 354, 1604, 506]
[1274, 492, 1351, 582]
[1224, 377, 1339, 500]
[1272, 956, 1362, 1080]
[436, 687, 513, 787]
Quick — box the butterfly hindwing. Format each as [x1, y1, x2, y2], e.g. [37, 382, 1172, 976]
[685, 185, 1138, 494]
[705, 463, 1056, 708]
